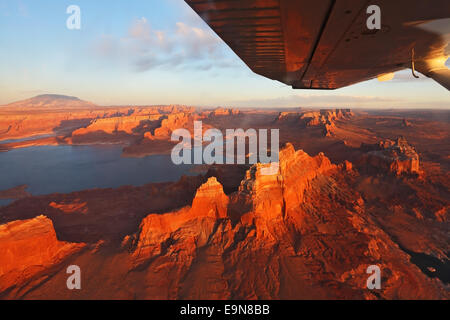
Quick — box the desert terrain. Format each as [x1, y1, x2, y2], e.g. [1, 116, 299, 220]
[0, 95, 448, 299]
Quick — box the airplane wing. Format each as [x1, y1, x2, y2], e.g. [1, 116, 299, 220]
[185, 0, 450, 90]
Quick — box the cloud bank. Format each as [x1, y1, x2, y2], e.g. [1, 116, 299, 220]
[229, 93, 450, 109]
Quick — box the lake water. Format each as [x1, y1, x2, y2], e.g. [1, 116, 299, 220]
[0, 199, 13, 206]
[0, 133, 55, 144]
[0, 145, 195, 200]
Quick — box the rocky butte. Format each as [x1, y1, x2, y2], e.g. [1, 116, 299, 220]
[360, 136, 420, 175]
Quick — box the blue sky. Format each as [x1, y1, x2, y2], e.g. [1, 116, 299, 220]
[0, 0, 448, 108]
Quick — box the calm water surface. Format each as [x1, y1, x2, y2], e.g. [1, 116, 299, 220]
[0, 145, 195, 200]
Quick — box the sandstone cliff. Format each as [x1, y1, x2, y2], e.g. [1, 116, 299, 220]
[119, 144, 446, 299]
[360, 136, 420, 175]
[0, 215, 85, 298]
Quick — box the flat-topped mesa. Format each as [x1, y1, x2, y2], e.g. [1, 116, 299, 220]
[123, 105, 194, 116]
[71, 107, 197, 140]
[158, 105, 195, 115]
[72, 114, 164, 136]
[360, 136, 420, 175]
[197, 107, 240, 119]
[277, 108, 352, 123]
[211, 107, 240, 116]
[276, 109, 352, 136]
[0, 215, 85, 294]
[301, 108, 353, 126]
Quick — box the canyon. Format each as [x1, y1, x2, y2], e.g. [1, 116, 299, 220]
[0, 95, 448, 299]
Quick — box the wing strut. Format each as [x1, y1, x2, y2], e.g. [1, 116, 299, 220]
[411, 49, 420, 78]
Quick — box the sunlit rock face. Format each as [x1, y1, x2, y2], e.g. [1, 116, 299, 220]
[121, 144, 447, 300]
[131, 177, 229, 265]
[0, 215, 85, 297]
[360, 137, 420, 175]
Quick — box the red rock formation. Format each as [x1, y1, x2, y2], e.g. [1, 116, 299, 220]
[153, 113, 192, 138]
[143, 131, 154, 140]
[212, 108, 240, 116]
[0, 215, 85, 298]
[231, 144, 335, 239]
[0, 175, 207, 244]
[276, 111, 298, 122]
[301, 109, 353, 126]
[275, 109, 352, 137]
[132, 177, 229, 265]
[49, 200, 88, 214]
[70, 108, 192, 145]
[402, 118, 412, 127]
[0, 103, 448, 300]
[115, 144, 446, 299]
[360, 137, 420, 175]
[0, 95, 195, 144]
[73, 115, 164, 136]
[0, 143, 446, 299]
[0, 185, 31, 200]
[434, 207, 449, 222]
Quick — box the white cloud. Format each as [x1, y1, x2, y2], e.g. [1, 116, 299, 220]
[92, 17, 234, 72]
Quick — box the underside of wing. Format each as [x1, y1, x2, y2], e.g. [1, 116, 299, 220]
[185, 0, 450, 90]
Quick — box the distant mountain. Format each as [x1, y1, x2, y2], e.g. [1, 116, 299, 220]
[1, 94, 97, 109]
[30, 94, 82, 102]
